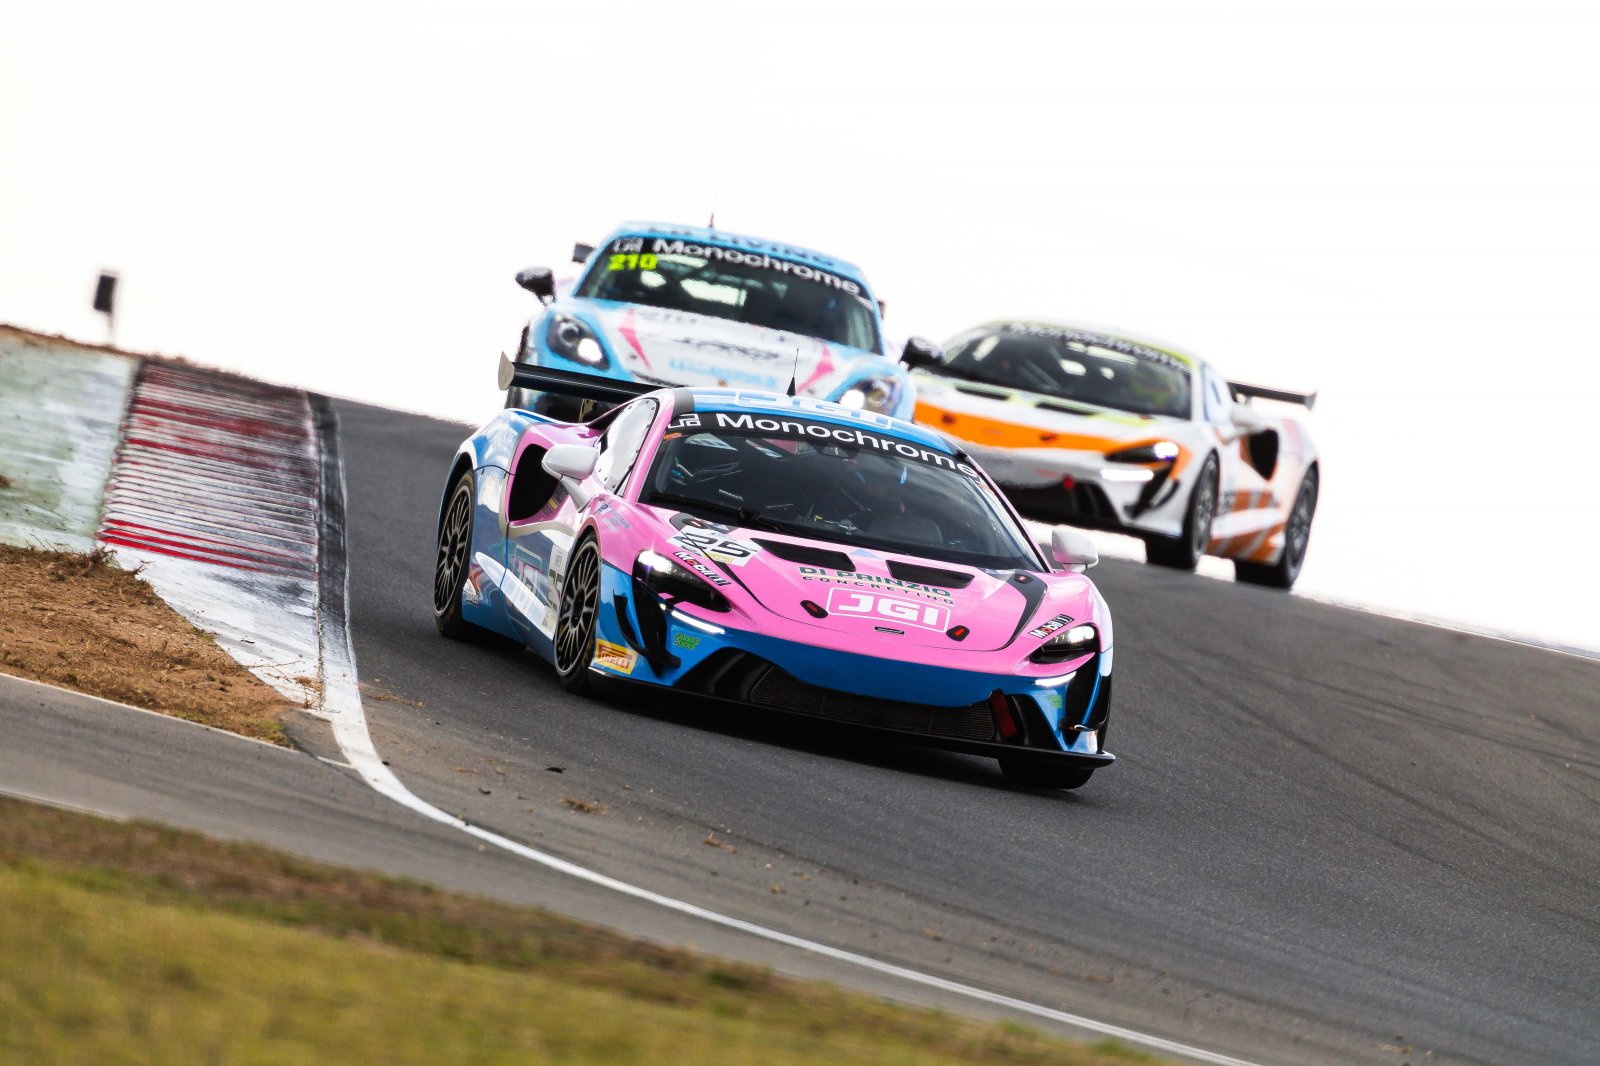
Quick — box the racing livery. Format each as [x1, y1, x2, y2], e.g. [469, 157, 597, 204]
[432, 359, 1116, 790]
[912, 321, 1319, 588]
[506, 222, 939, 421]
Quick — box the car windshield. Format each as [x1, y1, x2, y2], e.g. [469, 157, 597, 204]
[941, 326, 1192, 419]
[578, 236, 882, 353]
[642, 414, 1041, 570]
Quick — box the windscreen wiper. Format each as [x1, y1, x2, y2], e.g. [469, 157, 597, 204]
[643, 493, 787, 533]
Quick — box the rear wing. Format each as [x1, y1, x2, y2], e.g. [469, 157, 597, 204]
[1228, 380, 1317, 410]
[498, 353, 657, 406]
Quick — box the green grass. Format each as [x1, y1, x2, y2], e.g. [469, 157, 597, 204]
[0, 797, 1161, 1065]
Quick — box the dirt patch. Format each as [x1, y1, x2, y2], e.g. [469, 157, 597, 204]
[0, 545, 291, 744]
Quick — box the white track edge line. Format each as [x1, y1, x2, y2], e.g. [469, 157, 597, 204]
[312, 419, 1266, 1066]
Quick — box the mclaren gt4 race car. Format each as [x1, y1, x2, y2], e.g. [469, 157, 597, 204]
[432, 359, 1115, 790]
[505, 222, 941, 420]
[912, 322, 1319, 588]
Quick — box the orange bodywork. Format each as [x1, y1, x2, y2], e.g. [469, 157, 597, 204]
[915, 400, 1194, 480]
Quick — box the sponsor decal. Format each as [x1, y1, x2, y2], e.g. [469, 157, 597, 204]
[1027, 613, 1075, 639]
[669, 529, 758, 566]
[1040, 690, 1066, 714]
[594, 639, 638, 674]
[797, 565, 953, 602]
[1001, 323, 1190, 373]
[666, 411, 977, 477]
[672, 632, 702, 650]
[665, 357, 782, 390]
[612, 235, 864, 295]
[673, 549, 733, 586]
[824, 587, 951, 631]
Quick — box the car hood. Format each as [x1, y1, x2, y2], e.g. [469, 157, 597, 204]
[578, 301, 879, 399]
[649, 511, 1094, 654]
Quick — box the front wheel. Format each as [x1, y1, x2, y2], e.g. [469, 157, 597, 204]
[1145, 454, 1219, 571]
[552, 534, 603, 694]
[999, 758, 1094, 791]
[1235, 468, 1318, 590]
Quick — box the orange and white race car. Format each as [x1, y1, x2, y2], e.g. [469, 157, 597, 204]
[911, 321, 1319, 588]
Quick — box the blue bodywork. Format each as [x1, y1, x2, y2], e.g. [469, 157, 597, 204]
[512, 222, 916, 419]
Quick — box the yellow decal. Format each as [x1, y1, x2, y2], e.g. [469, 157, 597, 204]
[608, 253, 659, 271]
[593, 639, 638, 674]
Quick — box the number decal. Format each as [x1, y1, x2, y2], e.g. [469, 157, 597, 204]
[607, 253, 659, 271]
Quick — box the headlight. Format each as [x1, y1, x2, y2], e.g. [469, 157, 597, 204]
[546, 315, 609, 368]
[633, 550, 730, 613]
[1030, 622, 1099, 664]
[838, 375, 901, 414]
[1105, 441, 1179, 464]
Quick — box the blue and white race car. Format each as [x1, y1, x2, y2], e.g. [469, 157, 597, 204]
[505, 222, 941, 419]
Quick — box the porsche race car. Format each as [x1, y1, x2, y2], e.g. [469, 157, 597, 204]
[911, 321, 1319, 588]
[432, 358, 1116, 789]
[506, 222, 941, 421]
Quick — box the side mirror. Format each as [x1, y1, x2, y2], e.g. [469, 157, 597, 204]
[542, 443, 599, 508]
[572, 243, 595, 265]
[542, 443, 598, 481]
[901, 336, 945, 369]
[1050, 527, 1099, 572]
[1230, 403, 1269, 436]
[515, 266, 556, 304]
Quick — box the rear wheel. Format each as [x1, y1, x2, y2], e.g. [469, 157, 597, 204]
[1145, 454, 1218, 571]
[999, 758, 1094, 791]
[1235, 467, 1318, 590]
[552, 534, 603, 694]
[434, 472, 517, 646]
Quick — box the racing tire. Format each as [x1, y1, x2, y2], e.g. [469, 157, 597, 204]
[1145, 454, 1219, 571]
[999, 758, 1094, 791]
[1235, 467, 1318, 590]
[552, 533, 603, 694]
[434, 472, 519, 647]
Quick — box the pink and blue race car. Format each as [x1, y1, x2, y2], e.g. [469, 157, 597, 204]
[432, 360, 1115, 789]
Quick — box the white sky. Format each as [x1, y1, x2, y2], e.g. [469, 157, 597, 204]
[3, 0, 1598, 653]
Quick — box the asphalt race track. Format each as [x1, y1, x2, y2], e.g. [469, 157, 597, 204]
[5, 395, 1596, 1065]
[322, 399, 1600, 1065]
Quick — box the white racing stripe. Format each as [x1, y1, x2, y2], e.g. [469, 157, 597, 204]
[313, 408, 1266, 1066]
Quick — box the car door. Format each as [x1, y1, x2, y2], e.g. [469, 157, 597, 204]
[1201, 364, 1276, 548]
[501, 399, 659, 643]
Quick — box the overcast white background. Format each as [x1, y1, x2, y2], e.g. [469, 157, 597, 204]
[3, 0, 1597, 653]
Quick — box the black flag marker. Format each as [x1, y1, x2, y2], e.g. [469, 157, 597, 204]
[93, 271, 118, 344]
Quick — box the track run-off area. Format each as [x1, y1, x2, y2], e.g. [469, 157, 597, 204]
[1, 336, 1596, 1066]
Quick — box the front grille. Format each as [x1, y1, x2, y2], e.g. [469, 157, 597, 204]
[747, 665, 997, 741]
[1001, 482, 1119, 529]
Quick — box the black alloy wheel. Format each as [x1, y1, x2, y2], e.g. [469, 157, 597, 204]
[434, 471, 520, 647]
[1146, 454, 1219, 571]
[434, 473, 477, 638]
[1235, 467, 1319, 590]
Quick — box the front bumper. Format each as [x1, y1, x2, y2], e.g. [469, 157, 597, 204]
[971, 445, 1185, 538]
[594, 562, 1114, 766]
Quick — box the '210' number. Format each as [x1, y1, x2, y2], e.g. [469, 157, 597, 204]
[608, 253, 658, 271]
[826, 588, 950, 631]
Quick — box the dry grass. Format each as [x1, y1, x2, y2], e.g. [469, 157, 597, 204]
[0, 544, 290, 743]
[0, 797, 1160, 1065]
